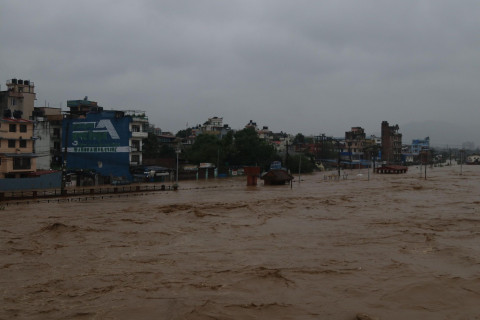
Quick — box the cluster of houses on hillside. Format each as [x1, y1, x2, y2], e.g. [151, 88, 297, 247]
[0, 77, 467, 187]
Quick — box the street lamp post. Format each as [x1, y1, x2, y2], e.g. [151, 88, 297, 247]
[175, 147, 181, 186]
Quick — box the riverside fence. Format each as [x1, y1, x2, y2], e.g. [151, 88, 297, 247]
[0, 184, 177, 204]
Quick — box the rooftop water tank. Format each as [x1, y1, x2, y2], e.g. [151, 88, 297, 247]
[13, 110, 23, 119]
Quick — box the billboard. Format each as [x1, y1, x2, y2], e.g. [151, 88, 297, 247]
[62, 111, 132, 179]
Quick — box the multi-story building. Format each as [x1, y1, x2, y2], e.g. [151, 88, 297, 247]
[368, 135, 382, 146]
[198, 116, 231, 138]
[0, 115, 36, 178]
[411, 137, 430, 155]
[32, 107, 63, 170]
[344, 127, 367, 162]
[0, 79, 36, 120]
[258, 126, 273, 142]
[245, 120, 258, 131]
[63, 99, 150, 183]
[125, 111, 148, 166]
[66, 97, 100, 116]
[63, 109, 132, 182]
[381, 121, 402, 164]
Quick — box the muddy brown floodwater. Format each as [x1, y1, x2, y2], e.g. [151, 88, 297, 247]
[1, 165, 480, 320]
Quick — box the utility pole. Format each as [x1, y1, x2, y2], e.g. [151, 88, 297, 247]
[337, 140, 341, 178]
[61, 119, 69, 195]
[285, 140, 289, 168]
[460, 149, 464, 175]
[298, 155, 301, 184]
[217, 148, 220, 178]
[175, 147, 180, 184]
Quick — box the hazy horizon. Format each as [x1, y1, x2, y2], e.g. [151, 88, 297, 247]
[1, 1, 479, 144]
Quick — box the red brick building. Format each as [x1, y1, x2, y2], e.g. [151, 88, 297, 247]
[381, 121, 402, 164]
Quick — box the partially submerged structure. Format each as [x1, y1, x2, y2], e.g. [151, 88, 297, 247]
[375, 165, 408, 174]
[261, 169, 294, 185]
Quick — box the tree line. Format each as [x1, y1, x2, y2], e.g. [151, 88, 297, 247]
[143, 127, 316, 174]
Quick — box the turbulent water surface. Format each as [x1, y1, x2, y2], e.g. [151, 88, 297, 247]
[1, 165, 480, 319]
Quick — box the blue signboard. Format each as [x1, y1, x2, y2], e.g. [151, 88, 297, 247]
[62, 111, 132, 179]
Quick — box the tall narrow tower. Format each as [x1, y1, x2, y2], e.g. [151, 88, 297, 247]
[381, 121, 402, 164]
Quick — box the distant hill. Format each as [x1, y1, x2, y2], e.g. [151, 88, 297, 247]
[400, 121, 479, 148]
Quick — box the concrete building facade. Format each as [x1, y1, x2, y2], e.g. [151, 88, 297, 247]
[32, 107, 63, 170]
[344, 127, 367, 162]
[125, 111, 148, 166]
[63, 99, 150, 183]
[0, 117, 36, 178]
[381, 121, 403, 164]
[199, 116, 232, 138]
[411, 137, 430, 155]
[0, 79, 36, 119]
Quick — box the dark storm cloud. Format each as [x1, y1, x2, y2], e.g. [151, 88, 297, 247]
[1, 0, 479, 143]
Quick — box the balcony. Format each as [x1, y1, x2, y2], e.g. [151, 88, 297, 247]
[131, 116, 148, 123]
[132, 131, 148, 138]
[8, 92, 24, 98]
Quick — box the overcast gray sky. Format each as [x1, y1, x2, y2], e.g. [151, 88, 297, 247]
[1, 0, 479, 144]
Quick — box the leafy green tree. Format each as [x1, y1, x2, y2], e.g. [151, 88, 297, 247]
[176, 128, 193, 138]
[293, 133, 305, 145]
[143, 132, 161, 158]
[286, 154, 315, 173]
[304, 136, 314, 144]
[232, 127, 276, 169]
[219, 131, 235, 172]
[158, 144, 176, 158]
[185, 134, 220, 164]
[143, 133, 178, 159]
[184, 128, 278, 172]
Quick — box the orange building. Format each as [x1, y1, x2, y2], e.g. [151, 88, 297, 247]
[0, 117, 36, 178]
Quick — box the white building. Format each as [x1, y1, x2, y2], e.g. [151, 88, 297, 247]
[32, 107, 63, 170]
[125, 111, 149, 166]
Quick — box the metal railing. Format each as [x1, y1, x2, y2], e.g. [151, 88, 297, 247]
[0, 184, 176, 203]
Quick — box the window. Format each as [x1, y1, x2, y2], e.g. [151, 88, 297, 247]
[20, 124, 27, 133]
[131, 154, 140, 163]
[19, 140, 27, 148]
[53, 128, 60, 137]
[8, 140, 15, 148]
[131, 140, 140, 151]
[9, 124, 16, 132]
[13, 157, 31, 170]
[132, 125, 140, 132]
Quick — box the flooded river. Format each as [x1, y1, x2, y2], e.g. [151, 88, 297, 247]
[1, 165, 480, 319]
